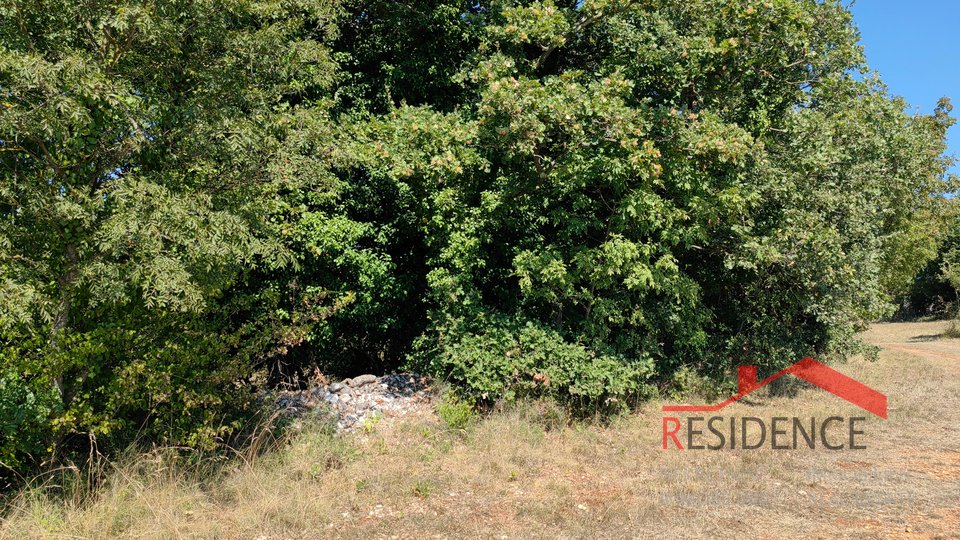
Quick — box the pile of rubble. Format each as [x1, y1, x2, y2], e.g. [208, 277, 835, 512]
[275, 373, 433, 431]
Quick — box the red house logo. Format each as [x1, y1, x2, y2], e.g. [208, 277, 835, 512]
[662, 357, 887, 419]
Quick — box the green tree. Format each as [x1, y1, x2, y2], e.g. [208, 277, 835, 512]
[0, 0, 341, 472]
[323, 0, 955, 405]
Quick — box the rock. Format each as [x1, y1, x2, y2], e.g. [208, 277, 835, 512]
[350, 374, 378, 387]
[271, 372, 432, 433]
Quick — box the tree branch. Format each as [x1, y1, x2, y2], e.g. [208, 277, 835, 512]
[534, 0, 637, 72]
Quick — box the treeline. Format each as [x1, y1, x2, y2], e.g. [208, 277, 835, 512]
[1, 0, 955, 480]
[900, 216, 960, 318]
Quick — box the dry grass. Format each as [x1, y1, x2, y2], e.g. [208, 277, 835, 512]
[3, 321, 960, 539]
[938, 319, 960, 339]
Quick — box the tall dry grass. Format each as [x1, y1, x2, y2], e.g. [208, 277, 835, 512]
[4, 321, 960, 538]
[1, 403, 588, 539]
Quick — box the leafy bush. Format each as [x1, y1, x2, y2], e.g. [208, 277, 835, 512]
[0, 367, 60, 474]
[420, 320, 655, 412]
[436, 393, 477, 431]
[899, 212, 960, 318]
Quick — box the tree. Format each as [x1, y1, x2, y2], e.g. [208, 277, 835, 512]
[903, 209, 960, 318]
[0, 0, 341, 472]
[322, 0, 956, 405]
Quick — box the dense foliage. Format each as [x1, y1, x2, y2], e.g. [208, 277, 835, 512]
[901, 213, 960, 317]
[0, 0, 344, 474]
[1, 0, 955, 479]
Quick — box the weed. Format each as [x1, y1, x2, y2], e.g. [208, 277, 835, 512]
[437, 395, 476, 431]
[360, 412, 384, 434]
[412, 480, 432, 499]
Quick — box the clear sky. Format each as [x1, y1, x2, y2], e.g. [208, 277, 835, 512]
[849, 0, 959, 177]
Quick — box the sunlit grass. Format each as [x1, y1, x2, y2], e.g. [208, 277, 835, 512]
[3, 321, 960, 539]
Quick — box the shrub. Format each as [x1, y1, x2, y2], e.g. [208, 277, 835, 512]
[943, 321, 960, 339]
[0, 368, 60, 475]
[419, 320, 655, 413]
[436, 394, 477, 431]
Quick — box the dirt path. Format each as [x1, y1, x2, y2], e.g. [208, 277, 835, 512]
[852, 321, 960, 538]
[862, 320, 960, 378]
[876, 342, 960, 369]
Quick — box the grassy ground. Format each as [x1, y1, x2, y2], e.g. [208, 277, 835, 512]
[2, 321, 959, 539]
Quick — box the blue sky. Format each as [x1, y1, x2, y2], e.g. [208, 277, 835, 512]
[849, 0, 959, 177]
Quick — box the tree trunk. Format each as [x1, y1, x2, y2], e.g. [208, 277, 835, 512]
[51, 243, 78, 406]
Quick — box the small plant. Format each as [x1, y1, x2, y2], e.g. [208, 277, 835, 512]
[295, 429, 360, 479]
[418, 447, 438, 463]
[667, 365, 731, 402]
[412, 480, 433, 498]
[355, 479, 369, 493]
[437, 395, 476, 431]
[360, 412, 383, 434]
